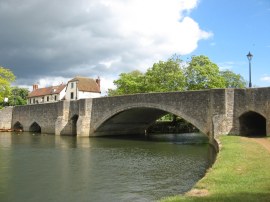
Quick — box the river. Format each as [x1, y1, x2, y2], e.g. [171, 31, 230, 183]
[0, 132, 216, 202]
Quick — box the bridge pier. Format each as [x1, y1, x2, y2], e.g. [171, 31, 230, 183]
[76, 116, 91, 136]
[267, 118, 270, 137]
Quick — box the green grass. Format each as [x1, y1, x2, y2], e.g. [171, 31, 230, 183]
[160, 136, 270, 202]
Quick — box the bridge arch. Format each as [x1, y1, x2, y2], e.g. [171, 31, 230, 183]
[70, 114, 79, 135]
[94, 104, 207, 137]
[29, 122, 42, 133]
[13, 121, 23, 131]
[239, 111, 266, 137]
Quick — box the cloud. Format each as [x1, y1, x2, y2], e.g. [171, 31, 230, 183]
[218, 61, 246, 71]
[218, 62, 236, 70]
[0, 0, 212, 93]
[260, 76, 270, 82]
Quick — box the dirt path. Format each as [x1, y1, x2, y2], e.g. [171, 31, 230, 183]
[246, 137, 270, 153]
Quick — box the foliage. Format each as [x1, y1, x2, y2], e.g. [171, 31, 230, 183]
[108, 58, 185, 95]
[108, 55, 246, 96]
[220, 70, 247, 88]
[8, 87, 29, 106]
[107, 70, 146, 96]
[144, 59, 185, 92]
[184, 55, 225, 90]
[0, 66, 16, 105]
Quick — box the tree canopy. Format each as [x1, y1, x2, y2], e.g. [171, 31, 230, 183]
[8, 87, 29, 106]
[0, 66, 16, 104]
[108, 55, 247, 96]
[185, 55, 225, 90]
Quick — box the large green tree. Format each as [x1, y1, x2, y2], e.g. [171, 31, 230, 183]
[184, 55, 225, 90]
[108, 58, 185, 96]
[144, 59, 185, 92]
[108, 70, 146, 96]
[8, 87, 29, 106]
[108, 55, 246, 96]
[0, 66, 16, 105]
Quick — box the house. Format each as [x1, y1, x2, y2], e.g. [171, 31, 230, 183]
[27, 76, 101, 104]
[65, 76, 101, 100]
[27, 84, 66, 104]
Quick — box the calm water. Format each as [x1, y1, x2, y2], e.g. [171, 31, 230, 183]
[0, 132, 215, 202]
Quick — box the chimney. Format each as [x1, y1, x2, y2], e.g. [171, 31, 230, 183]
[33, 84, 38, 91]
[96, 77, 101, 92]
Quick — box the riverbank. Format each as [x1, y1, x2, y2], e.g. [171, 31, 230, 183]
[161, 136, 270, 202]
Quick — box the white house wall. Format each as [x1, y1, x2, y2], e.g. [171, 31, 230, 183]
[65, 81, 77, 100]
[78, 91, 101, 99]
[65, 81, 101, 100]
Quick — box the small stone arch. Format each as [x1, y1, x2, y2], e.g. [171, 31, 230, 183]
[239, 111, 266, 137]
[70, 114, 79, 135]
[29, 122, 42, 133]
[13, 121, 23, 131]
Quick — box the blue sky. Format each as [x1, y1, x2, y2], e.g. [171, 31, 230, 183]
[188, 0, 270, 87]
[0, 0, 269, 91]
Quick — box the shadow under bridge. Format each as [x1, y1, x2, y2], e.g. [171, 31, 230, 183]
[94, 107, 199, 136]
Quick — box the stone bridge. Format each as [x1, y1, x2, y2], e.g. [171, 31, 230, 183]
[1, 88, 270, 144]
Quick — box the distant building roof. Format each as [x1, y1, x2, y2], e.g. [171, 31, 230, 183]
[28, 84, 66, 98]
[68, 76, 101, 93]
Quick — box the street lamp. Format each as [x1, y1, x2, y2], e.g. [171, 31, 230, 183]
[246, 51, 253, 88]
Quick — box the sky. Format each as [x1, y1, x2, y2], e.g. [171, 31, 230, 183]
[0, 0, 269, 93]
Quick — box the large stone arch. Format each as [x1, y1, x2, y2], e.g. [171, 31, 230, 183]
[239, 111, 266, 137]
[93, 103, 208, 137]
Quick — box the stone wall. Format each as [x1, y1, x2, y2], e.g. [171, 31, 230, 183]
[12, 102, 62, 134]
[0, 107, 13, 129]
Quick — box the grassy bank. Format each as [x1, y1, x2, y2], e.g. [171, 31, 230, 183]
[161, 136, 270, 202]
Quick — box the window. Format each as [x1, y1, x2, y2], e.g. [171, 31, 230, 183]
[71, 82, 74, 88]
[29, 99, 31, 104]
[55, 95, 57, 101]
[47, 96, 49, 102]
[71, 92, 74, 99]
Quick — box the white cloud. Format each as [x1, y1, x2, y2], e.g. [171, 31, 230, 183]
[218, 62, 236, 70]
[1, 0, 212, 93]
[260, 76, 270, 82]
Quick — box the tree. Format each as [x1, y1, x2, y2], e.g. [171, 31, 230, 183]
[0, 66, 16, 106]
[108, 55, 246, 96]
[184, 55, 225, 90]
[145, 59, 185, 92]
[108, 70, 146, 96]
[220, 70, 247, 88]
[8, 87, 29, 106]
[108, 58, 185, 96]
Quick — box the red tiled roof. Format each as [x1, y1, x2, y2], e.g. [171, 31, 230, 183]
[28, 84, 66, 98]
[68, 77, 101, 93]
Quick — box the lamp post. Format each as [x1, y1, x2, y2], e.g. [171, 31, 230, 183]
[246, 51, 253, 88]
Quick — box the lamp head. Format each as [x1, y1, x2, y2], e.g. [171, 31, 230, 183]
[247, 51, 253, 61]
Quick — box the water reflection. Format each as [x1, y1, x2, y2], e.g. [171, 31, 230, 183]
[0, 132, 216, 202]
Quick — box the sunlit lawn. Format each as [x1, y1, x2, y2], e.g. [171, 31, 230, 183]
[161, 136, 270, 202]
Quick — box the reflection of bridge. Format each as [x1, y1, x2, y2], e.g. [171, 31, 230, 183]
[1, 88, 270, 143]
